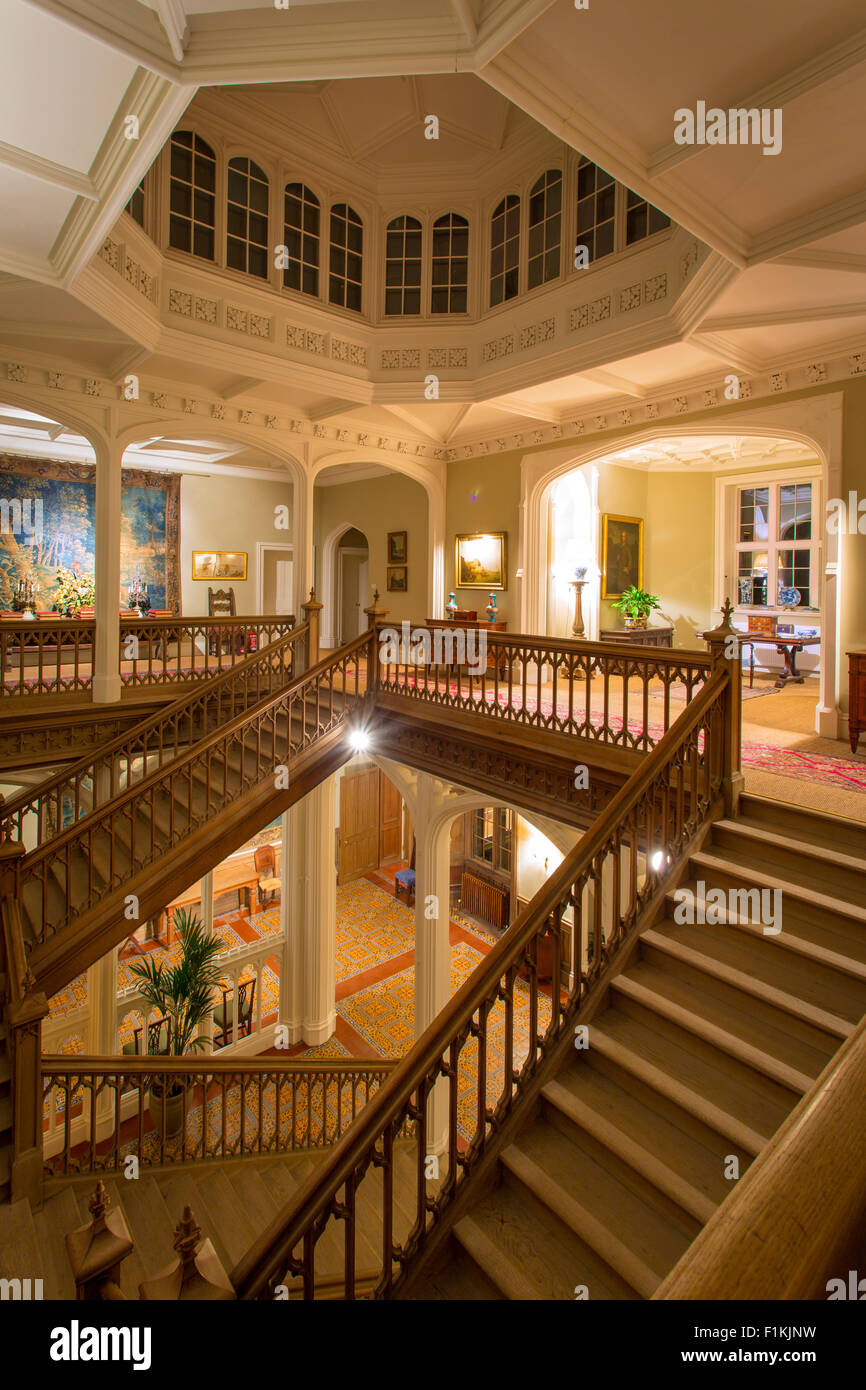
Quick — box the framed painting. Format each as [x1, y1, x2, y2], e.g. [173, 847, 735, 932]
[387, 530, 407, 564]
[455, 532, 506, 590]
[192, 551, 247, 581]
[386, 565, 407, 592]
[601, 515, 643, 598]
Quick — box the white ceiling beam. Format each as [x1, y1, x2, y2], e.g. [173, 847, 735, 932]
[383, 405, 444, 443]
[307, 398, 361, 423]
[220, 376, 265, 401]
[648, 28, 866, 177]
[687, 331, 765, 377]
[451, 0, 478, 43]
[746, 187, 866, 267]
[154, 0, 188, 64]
[701, 301, 866, 332]
[443, 403, 474, 442]
[578, 368, 648, 399]
[0, 139, 97, 200]
[484, 395, 560, 424]
[773, 249, 866, 275]
[473, 0, 560, 68]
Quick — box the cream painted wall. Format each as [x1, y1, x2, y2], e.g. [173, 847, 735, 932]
[314, 472, 428, 627]
[644, 471, 715, 647]
[596, 462, 649, 631]
[180, 474, 293, 616]
[515, 815, 564, 904]
[445, 452, 522, 623]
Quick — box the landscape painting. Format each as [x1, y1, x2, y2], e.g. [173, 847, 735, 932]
[0, 455, 179, 611]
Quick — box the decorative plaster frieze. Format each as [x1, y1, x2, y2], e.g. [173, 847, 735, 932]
[286, 326, 326, 356]
[381, 348, 421, 369]
[313, 423, 327, 437]
[681, 241, 699, 281]
[769, 371, 787, 392]
[239, 409, 253, 424]
[356, 432, 368, 446]
[738, 380, 753, 399]
[7, 364, 26, 383]
[227, 306, 271, 339]
[184, 398, 197, 413]
[169, 288, 192, 316]
[594, 415, 607, 430]
[266, 414, 277, 429]
[397, 440, 408, 453]
[48, 372, 63, 389]
[496, 437, 508, 450]
[336, 428, 350, 442]
[673, 395, 688, 413]
[428, 347, 468, 368]
[512, 433, 524, 447]
[645, 402, 658, 419]
[520, 318, 555, 350]
[290, 419, 304, 431]
[195, 297, 217, 323]
[805, 363, 826, 383]
[99, 238, 121, 272]
[703, 389, 717, 408]
[645, 273, 667, 303]
[618, 409, 632, 425]
[571, 295, 611, 330]
[211, 403, 226, 420]
[531, 430, 543, 444]
[619, 284, 642, 313]
[331, 337, 367, 366]
[849, 353, 866, 374]
[152, 392, 167, 408]
[377, 436, 390, 449]
[85, 379, 101, 397]
[123, 256, 157, 304]
[482, 333, 514, 362]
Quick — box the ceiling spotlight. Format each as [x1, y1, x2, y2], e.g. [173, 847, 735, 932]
[650, 850, 664, 872]
[349, 728, 370, 753]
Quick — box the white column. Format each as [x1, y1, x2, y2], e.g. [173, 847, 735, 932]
[413, 787, 451, 1156]
[301, 776, 337, 1046]
[279, 807, 304, 1045]
[200, 871, 215, 1050]
[93, 441, 122, 703]
[427, 473, 446, 621]
[294, 453, 315, 620]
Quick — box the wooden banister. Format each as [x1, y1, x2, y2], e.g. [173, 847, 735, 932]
[2, 891, 49, 1204]
[654, 1012, 866, 1301]
[230, 666, 731, 1299]
[1, 622, 309, 847]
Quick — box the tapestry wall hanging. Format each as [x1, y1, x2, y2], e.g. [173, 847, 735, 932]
[0, 455, 180, 611]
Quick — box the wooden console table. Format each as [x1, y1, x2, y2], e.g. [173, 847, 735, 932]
[425, 617, 508, 675]
[598, 625, 674, 648]
[736, 632, 821, 689]
[848, 651, 866, 752]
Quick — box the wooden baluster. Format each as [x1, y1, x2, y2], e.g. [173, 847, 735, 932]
[381, 1122, 394, 1294]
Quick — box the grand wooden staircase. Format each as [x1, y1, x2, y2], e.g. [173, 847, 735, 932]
[405, 796, 866, 1299]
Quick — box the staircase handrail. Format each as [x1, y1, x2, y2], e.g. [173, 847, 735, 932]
[20, 629, 371, 952]
[230, 662, 732, 1299]
[0, 620, 307, 844]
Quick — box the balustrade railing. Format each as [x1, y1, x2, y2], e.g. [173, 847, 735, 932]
[1, 622, 308, 849]
[0, 614, 297, 700]
[42, 1055, 398, 1183]
[119, 615, 297, 690]
[231, 661, 731, 1299]
[20, 631, 368, 952]
[373, 625, 712, 751]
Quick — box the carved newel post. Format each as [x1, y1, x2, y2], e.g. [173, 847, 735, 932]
[66, 1181, 134, 1299]
[363, 588, 390, 690]
[702, 597, 744, 816]
[139, 1205, 235, 1301]
[301, 586, 323, 671]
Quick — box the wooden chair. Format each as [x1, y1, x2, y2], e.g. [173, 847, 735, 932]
[207, 586, 239, 656]
[394, 838, 416, 907]
[254, 844, 280, 908]
[212, 979, 255, 1048]
[121, 1014, 171, 1057]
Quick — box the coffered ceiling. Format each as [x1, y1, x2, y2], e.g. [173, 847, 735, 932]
[1, 0, 865, 459]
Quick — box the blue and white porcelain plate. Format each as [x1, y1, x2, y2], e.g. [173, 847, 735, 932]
[778, 585, 801, 608]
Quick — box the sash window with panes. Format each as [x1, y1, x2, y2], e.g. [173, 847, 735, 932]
[732, 479, 820, 613]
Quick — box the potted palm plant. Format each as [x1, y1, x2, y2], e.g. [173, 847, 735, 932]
[128, 909, 224, 1138]
[611, 585, 662, 631]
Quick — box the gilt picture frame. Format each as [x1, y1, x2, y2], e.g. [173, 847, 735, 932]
[192, 551, 248, 581]
[601, 515, 643, 598]
[455, 532, 507, 590]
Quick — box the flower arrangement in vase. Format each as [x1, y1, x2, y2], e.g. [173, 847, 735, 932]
[52, 566, 95, 617]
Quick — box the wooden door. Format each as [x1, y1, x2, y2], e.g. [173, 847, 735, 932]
[338, 767, 380, 884]
[379, 773, 402, 865]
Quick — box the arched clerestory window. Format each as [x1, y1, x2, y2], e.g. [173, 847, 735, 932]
[226, 156, 269, 279]
[527, 169, 562, 288]
[283, 182, 320, 296]
[169, 131, 215, 260]
[329, 204, 363, 312]
[489, 194, 520, 307]
[431, 213, 469, 314]
[385, 215, 422, 315]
